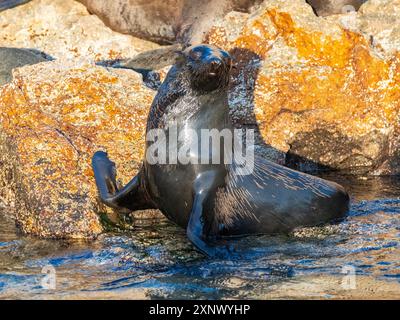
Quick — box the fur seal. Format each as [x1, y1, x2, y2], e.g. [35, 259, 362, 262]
[92, 44, 349, 257]
[0, 47, 49, 86]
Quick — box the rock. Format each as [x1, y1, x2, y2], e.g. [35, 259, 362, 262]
[0, 0, 164, 239]
[306, 0, 367, 16]
[356, 0, 400, 55]
[0, 0, 31, 11]
[0, 0, 163, 239]
[0, 59, 156, 238]
[0, 47, 49, 86]
[205, 0, 400, 174]
[77, 0, 183, 45]
[76, 0, 263, 45]
[0, 0, 159, 60]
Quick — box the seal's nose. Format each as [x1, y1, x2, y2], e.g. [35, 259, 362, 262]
[208, 57, 222, 75]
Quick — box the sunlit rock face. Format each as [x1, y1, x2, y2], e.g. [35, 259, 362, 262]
[76, 0, 184, 45]
[206, 0, 400, 175]
[0, 0, 162, 238]
[0, 60, 156, 238]
[0, 0, 159, 60]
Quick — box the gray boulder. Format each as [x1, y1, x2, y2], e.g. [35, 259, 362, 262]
[306, 0, 368, 16]
[0, 47, 49, 86]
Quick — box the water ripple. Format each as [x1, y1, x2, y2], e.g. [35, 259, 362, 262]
[0, 175, 399, 299]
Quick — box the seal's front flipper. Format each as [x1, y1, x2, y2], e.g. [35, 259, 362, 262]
[187, 170, 231, 258]
[92, 151, 153, 213]
[92, 151, 119, 199]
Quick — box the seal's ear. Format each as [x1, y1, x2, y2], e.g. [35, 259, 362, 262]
[174, 49, 186, 65]
[182, 42, 192, 50]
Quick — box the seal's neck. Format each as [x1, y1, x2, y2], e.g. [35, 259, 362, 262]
[146, 65, 232, 132]
[171, 90, 231, 130]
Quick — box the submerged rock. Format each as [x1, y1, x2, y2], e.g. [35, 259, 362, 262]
[0, 60, 156, 238]
[206, 0, 400, 174]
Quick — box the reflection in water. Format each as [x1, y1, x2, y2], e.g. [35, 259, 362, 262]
[0, 175, 399, 299]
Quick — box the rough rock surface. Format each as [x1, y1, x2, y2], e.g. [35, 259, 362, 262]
[0, 0, 160, 238]
[356, 0, 400, 56]
[0, 60, 155, 238]
[0, 0, 158, 60]
[206, 0, 400, 174]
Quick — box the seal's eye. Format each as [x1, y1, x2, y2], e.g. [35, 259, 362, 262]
[189, 49, 203, 61]
[211, 60, 221, 67]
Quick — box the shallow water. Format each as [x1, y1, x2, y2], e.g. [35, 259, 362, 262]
[0, 174, 399, 299]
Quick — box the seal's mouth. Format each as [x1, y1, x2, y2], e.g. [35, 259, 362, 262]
[189, 61, 230, 92]
[208, 59, 224, 76]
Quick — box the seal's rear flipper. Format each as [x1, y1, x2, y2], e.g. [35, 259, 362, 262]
[92, 151, 154, 213]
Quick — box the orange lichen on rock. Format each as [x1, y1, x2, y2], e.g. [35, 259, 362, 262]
[253, 10, 397, 143]
[234, 11, 279, 58]
[0, 60, 155, 238]
[206, 2, 400, 174]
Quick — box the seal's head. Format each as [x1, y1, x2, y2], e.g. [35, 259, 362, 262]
[179, 44, 232, 93]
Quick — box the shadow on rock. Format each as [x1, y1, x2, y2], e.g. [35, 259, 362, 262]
[227, 47, 341, 175]
[0, 47, 53, 86]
